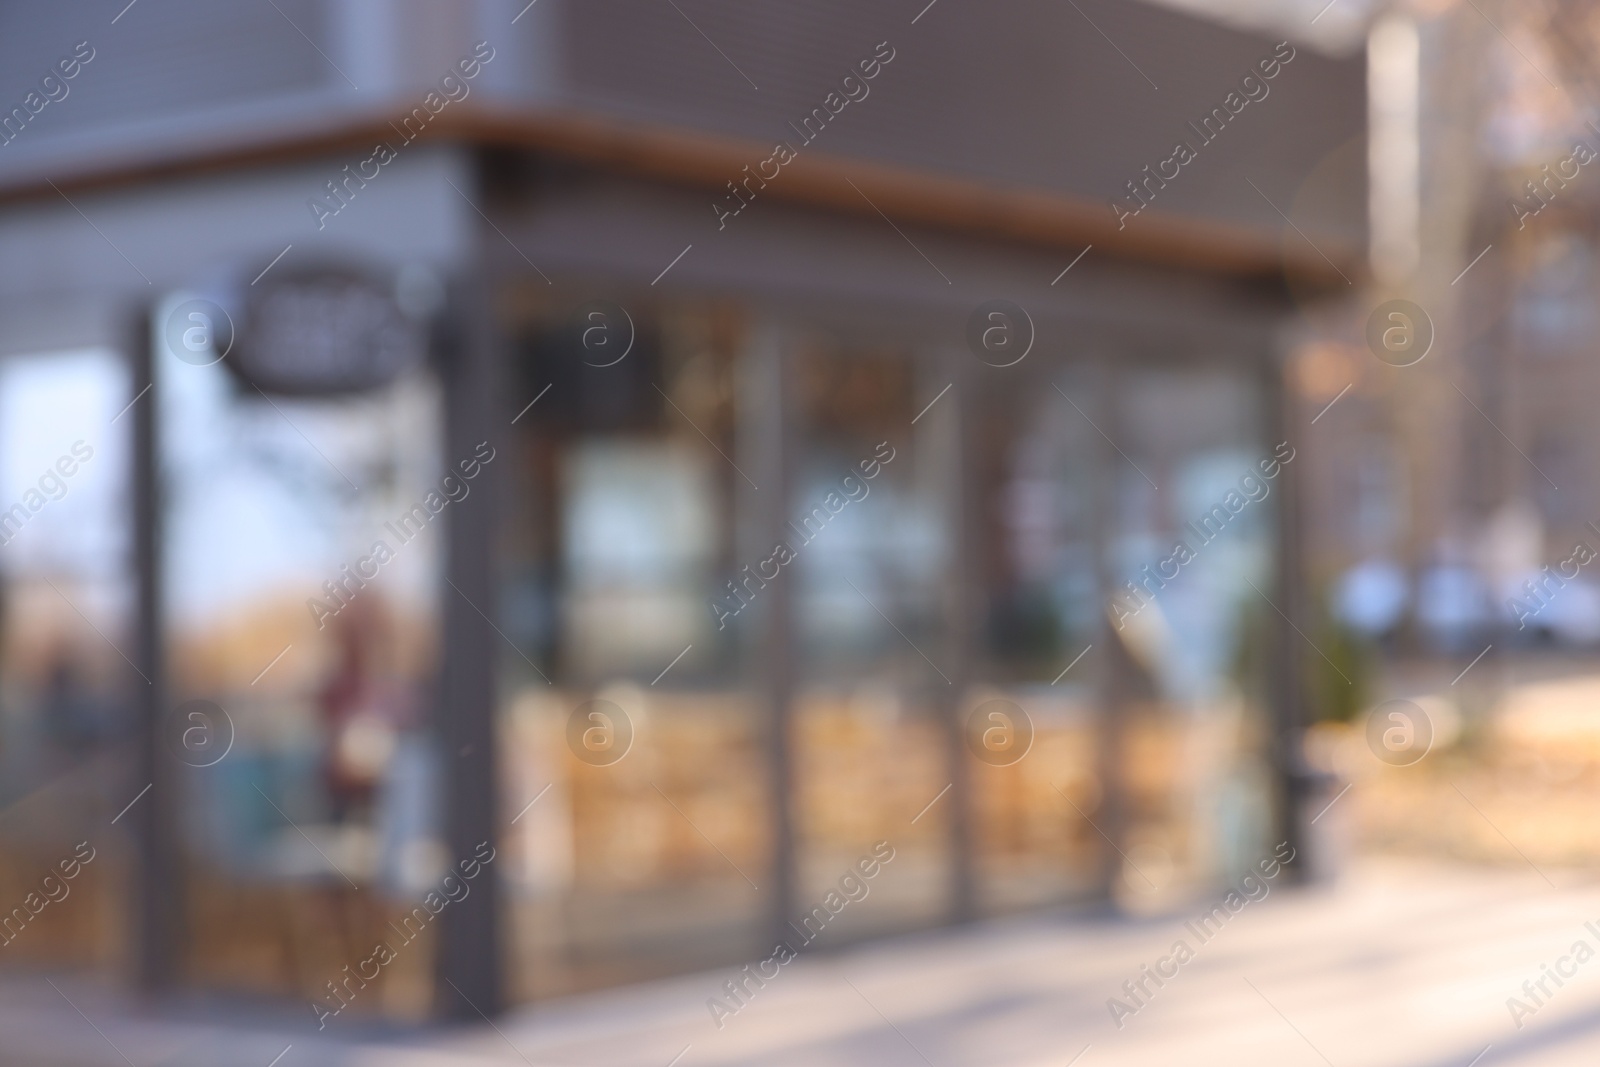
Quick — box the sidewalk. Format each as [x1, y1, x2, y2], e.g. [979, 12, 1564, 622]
[9, 859, 1600, 1067]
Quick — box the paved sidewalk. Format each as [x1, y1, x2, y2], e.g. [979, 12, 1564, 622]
[9, 859, 1600, 1067]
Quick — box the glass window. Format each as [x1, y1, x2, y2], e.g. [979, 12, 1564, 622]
[0, 348, 132, 973]
[158, 292, 445, 1018]
[499, 295, 767, 998]
[1107, 365, 1277, 898]
[789, 339, 949, 938]
[967, 361, 1102, 914]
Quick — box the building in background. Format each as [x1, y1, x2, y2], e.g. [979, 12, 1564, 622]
[0, 0, 1362, 1020]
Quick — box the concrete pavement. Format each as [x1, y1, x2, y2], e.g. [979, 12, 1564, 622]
[8, 858, 1600, 1067]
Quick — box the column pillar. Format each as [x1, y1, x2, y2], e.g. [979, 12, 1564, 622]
[436, 253, 505, 1015]
[131, 304, 181, 991]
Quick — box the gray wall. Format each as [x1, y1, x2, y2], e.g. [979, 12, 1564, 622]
[0, 146, 472, 358]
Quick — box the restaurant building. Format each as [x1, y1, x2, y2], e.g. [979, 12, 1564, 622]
[0, 0, 1363, 1020]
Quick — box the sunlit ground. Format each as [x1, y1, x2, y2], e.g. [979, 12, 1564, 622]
[1350, 654, 1600, 871]
[7, 855, 1599, 1066]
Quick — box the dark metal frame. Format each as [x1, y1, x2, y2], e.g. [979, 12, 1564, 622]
[131, 305, 181, 991]
[435, 252, 508, 1013]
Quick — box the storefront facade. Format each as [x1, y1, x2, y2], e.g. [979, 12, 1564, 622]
[0, 0, 1362, 1020]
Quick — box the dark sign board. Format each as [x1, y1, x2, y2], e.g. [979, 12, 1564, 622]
[229, 265, 427, 396]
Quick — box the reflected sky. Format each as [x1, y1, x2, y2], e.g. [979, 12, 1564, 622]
[0, 348, 128, 583]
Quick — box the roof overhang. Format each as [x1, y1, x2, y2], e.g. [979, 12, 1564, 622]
[0, 102, 1362, 292]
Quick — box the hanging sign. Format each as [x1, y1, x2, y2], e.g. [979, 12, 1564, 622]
[230, 265, 427, 396]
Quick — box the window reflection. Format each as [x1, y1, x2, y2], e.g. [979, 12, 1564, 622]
[0, 348, 131, 972]
[560, 440, 715, 677]
[159, 292, 443, 1011]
